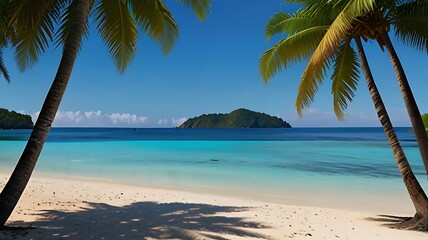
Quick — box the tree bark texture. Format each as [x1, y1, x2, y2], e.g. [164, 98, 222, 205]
[381, 33, 428, 178]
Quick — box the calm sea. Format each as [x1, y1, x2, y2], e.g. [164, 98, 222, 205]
[0, 127, 425, 213]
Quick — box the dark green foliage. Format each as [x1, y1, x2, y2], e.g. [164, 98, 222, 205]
[0, 0, 10, 82]
[179, 108, 291, 128]
[0, 108, 33, 129]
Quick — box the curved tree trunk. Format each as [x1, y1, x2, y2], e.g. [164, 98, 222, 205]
[355, 37, 428, 230]
[0, 0, 90, 226]
[381, 33, 428, 178]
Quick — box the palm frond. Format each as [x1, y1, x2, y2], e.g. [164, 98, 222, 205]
[295, 53, 331, 117]
[284, 0, 315, 5]
[265, 11, 327, 39]
[331, 40, 360, 120]
[295, 0, 375, 116]
[394, 0, 428, 53]
[95, 0, 137, 73]
[0, 1, 10, 82]
[0, 0, 9, 45]
[8, 0, 63, 71]
[55, 0, 91, 53]
[129, 0, 179, 54]
[309, 0, 375, 66]
[259, 25, 328, 81]
[176, 0, 212, 20]
[265, 11, 291, 39]
[0, 49, 10, 83]
[288, 0, 342, 19]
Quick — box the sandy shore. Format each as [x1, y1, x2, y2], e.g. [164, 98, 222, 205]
[0, 173, 426, 240]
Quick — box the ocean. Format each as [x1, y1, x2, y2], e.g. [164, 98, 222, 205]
[0, 127, 425, 213]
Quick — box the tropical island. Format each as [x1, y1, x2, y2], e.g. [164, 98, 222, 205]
[178, 108, 291, 128]
[0, 108, 33, 129]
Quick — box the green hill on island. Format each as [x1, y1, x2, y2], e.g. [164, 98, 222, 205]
[0, 108, 34, 129]
[179, 108, 291, 128]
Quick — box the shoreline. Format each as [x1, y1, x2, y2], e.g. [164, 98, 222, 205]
[0, 169, 418, 214]
[1, 169, 416, 215]
[1, 173, 426, 239]
[0, 169, 414, 216]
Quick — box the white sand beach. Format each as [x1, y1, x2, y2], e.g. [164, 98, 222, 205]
[0, 173, 426, 240]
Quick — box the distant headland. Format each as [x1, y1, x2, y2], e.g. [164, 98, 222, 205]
[178, 108, 291, 128]
[0, 108, 34, 129]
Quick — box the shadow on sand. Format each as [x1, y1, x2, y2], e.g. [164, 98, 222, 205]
[3, 201, 271, 239]
[366, 214, 412, 228]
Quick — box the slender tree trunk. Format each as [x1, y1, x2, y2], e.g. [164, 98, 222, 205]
[355, 37, 428, 230]
[381, 33, 428, 178]
[0, 0, 90, 226]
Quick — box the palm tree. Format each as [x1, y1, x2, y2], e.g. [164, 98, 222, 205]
[264, 0, 428, 176]
[260, 0, 428, 229]
[350, 0, 428, 178]
[0, 0, 211, 227]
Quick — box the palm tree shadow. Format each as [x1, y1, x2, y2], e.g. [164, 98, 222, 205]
[366, 214, 412, 228]
[6, 201, 272, 239]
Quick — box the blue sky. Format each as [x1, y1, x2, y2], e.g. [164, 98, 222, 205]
[0, 0, 427, 128]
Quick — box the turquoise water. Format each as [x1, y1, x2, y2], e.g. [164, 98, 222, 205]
[0, 128, 426, 213]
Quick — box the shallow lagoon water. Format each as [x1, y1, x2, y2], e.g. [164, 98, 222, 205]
[0, 128, 425, 213]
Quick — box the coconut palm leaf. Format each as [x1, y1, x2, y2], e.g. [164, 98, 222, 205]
[295, 52, 331, 117]
[8, 0, 63, 71]
[55, 0, 91, 53]
[285, 0, 341, 19]
[0, 0, 10, 82]
[94, 0, 137, 73]
[309, 0, 375, 65]
[265, 11, 329, 39]
[0, 0, 8, 42]
[0, 49, 10, 83]
[295, 0, 375, 115]
[129, 0, 179, 54]
[176, 0, 212, 20]
[331, 40, 360, 120]
[394, 0, 428, 53]
[259, 25, 328, 81]
[265, 12, 292, 39]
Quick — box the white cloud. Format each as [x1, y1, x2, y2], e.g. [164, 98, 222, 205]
[32, 110, 149, 127]
[107, 113, 148, 125]
[171, 117, 187, 127]
[56, 111, 85, 124]
[158, 117, 187, 127]
[158, 119, 169, 125]
[84, 110, 102, 119]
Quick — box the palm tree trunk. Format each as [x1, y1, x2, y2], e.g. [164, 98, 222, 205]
[355, 37, 428, 230]
[381, 33, 428, 178]
[0, 0, 90, 227]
